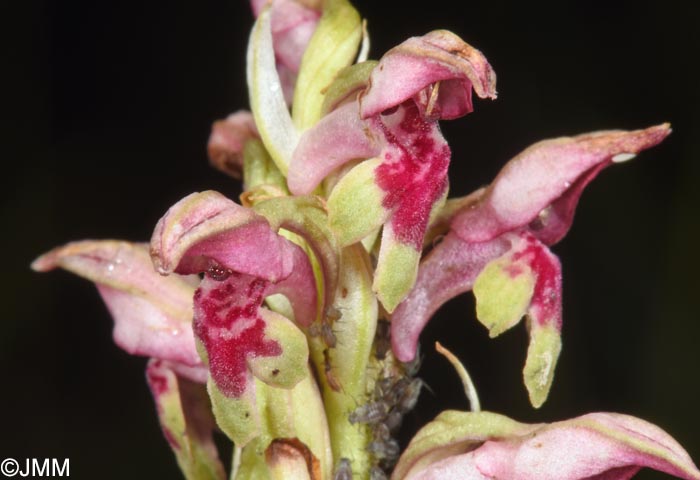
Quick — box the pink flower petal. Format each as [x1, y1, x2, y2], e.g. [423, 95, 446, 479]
[151, 190, 318, 327]
[194, 273, 279, 398]
[397, 411, 700, 480]
[472, 413, 700, 480]
[151, 190, 294, 282]
[288, 101, 379, 195]
[393, 124, 672, 364]
[391, 233, 510, 362]
[32, 241, 203, 374]
[372, 102, 450, 250]
[360, 30, 496, 120]
[453, 124, 671, 244]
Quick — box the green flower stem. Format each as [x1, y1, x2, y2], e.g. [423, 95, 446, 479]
[309, 244, 378, 478]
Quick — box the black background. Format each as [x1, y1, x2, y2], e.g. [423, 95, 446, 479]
[4, 1, 699, 478]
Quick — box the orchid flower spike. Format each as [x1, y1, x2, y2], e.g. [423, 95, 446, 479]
[32, 1, 698, 478]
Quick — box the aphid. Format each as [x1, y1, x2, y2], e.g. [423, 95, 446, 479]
[378, 377, 405, 404]
[370, 466, 388, 480]
[326, 305, 343, 323]
[372, 422, 391, 442]
[367, 438, 400, 462]
[373, 376, 396, 401]
[323, 348, 342, 392]
[395, 378, 423, 414]
[320, 321, 337, 348]
[384, 410, 403, 432]
[308, 323, 321, 337]
[349, 400, 389, 425]
[333, 457, 352, 480]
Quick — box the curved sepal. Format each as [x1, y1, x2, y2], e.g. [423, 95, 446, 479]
[453, 124, 672, 244]
[247, 6, 300, 175]
[360, 30, 497, 120]
[32, 241, 203, 375]
[392, 410, 535, 480]
[394, 411, 700, 480]
[146, 360, 226, 480]
[292, 0, 362, 130]
[150, 191, 293, 282]
[251, 0, 322, 104]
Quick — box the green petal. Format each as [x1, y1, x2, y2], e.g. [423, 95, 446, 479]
[247, 309, 310, 389]
[473, 251, 535, 337]
[292, 0, 362, 130]
[233, 373, 331, 480]
[523, 322, 562, 409]
[327, 157, 388, 247]
[373, 232, 421, 313]
[209, 379, 260, 447]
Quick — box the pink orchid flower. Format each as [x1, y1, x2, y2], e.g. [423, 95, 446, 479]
[31, 240, 207, 383]
[391, 124, 672, 407]
[288, 29, 497, 311]
[392, 410, 700, 480]
[149, 190, 321, 446]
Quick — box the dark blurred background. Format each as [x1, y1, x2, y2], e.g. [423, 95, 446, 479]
[4, 1, 699, 478]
